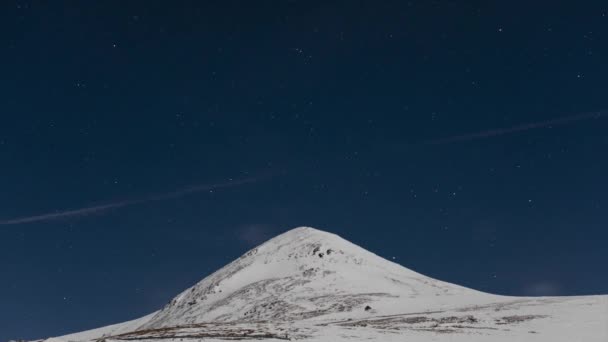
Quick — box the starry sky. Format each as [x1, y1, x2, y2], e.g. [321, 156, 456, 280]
[1, 1, 607, 340]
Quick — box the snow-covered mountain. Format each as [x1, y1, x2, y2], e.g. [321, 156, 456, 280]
[35, 227, 607, 341]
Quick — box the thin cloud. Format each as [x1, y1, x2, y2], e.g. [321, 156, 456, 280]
[0, 176, 263, 225]
[235, 224, 278, 247]
[523, 281, 563, 296]
[425, 110, 605, 145]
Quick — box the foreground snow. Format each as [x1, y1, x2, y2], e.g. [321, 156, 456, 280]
[34, 227, 607, 341]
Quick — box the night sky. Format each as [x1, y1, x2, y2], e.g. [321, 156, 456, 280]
[1, 1, 607, 340]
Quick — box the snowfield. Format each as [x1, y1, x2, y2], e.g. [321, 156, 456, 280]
[31, 227, 607, 341]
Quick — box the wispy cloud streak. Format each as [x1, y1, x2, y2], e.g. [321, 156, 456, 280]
[425, 110, 605, 145]
[0, 177, 262, 225]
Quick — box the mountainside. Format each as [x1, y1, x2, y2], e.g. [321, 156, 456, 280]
[139, 227, 492, 328]
[34, 227, 607, 342]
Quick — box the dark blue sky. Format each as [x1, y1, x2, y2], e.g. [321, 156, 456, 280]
[1, 1, 607, 340]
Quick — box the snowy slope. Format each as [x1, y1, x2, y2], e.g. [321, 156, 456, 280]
[37, 227, 607, 342]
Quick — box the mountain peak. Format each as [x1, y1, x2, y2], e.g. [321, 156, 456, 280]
[136, 226, 477, 329]
[269, 226, 341, 243]
[281, 226, 325, 234]
[257, 227, 346, 249]
[268, 226, 336, 243]
[248, 226, 384, 268]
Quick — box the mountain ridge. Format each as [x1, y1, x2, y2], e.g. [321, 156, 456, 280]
[34, 226, 608, 342]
